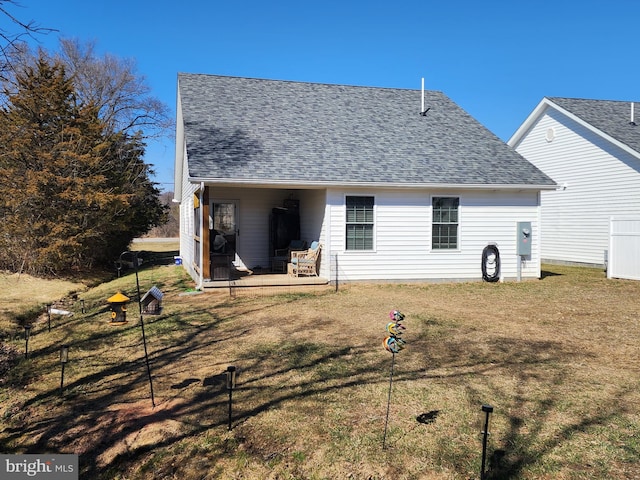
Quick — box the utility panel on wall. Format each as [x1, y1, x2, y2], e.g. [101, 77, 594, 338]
[517, 221, 532, 256]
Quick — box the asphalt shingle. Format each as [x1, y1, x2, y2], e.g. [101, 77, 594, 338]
[179, 74, 556, 187]
[549, 97, 640, 154]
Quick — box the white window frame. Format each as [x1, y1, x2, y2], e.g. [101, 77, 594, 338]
[431, 195, 460, 251]
[344, 194, 376, 252]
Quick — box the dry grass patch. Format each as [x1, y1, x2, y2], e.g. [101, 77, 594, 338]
[0, 264, 639, 479]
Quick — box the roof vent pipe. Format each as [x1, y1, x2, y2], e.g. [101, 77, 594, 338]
[631, 102, 636, 125]
[419, 77, 430, 116]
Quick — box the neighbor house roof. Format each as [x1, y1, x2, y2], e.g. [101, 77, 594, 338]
[176, 74, 556, 191]
[509, 97, 640, 157]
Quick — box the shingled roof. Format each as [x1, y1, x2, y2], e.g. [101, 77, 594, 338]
[548, 97, 640, 154]
[177, 74, 555, 188]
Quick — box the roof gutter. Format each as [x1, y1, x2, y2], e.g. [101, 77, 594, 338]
[188, 176, 557, 191]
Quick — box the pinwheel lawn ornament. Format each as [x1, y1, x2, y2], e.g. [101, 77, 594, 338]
[383, 310, 407, 448]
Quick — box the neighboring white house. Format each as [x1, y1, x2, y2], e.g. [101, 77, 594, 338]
[509, 97, 640, 267]
[174, 74, 556, 287]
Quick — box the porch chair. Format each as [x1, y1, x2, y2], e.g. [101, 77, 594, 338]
[274, 239, 307, 257]
[288, 241, 321, 277]
[272, 240, 307, 273]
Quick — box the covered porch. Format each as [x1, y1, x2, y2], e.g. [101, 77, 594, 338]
[195, 185, 327, 284]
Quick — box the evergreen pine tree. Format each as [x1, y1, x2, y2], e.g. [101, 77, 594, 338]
[0, 54, 165, 275]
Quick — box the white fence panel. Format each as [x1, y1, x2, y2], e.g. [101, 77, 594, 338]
[608, 218, 640, 280]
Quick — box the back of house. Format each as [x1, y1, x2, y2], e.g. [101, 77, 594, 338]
[175, 74, 556, 287]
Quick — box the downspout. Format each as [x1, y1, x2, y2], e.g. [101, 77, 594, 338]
[196, 182, 205, 290]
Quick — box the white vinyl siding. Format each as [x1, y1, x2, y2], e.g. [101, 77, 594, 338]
[327, 188, 540, 281]
[178, 145, 200, 282]
[515, 107, 640, 265]
[180, 182, 541, 283]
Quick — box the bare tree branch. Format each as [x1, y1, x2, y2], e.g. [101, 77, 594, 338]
[0, 0, 56, 77]
[56, 38, 174, 140]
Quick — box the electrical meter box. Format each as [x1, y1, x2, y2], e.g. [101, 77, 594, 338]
[517, 221, 532, 256]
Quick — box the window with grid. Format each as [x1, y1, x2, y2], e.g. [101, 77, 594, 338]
[432, 197, 459, 249]
[346, 196, 374, 250]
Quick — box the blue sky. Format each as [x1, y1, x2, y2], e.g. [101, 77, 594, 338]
[13, 0, 640, 191]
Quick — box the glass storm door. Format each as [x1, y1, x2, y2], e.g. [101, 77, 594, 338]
[210, 201, 238, 256]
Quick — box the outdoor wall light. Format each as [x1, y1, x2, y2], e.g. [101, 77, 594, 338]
[60, 345, 69, 396]
[24, 325, 32, 359]
[226, 365, 237, 431]
[480, 404, 494, 480]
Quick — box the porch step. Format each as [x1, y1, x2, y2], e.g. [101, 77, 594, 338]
[202, 273, 329, 289]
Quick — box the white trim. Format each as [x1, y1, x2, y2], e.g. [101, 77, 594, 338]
[343, 193, 377, 254]
[195, 184, 204, 290]
[509, 97, 640, 162]
[174, 86, 184, 203]
[430, 194, 461, 253]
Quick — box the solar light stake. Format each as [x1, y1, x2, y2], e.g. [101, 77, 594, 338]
[480, 404, 494, 480]
[60, 345, 69, 396]
[24, 325, 32, 359]
[226, 365, 237, 431]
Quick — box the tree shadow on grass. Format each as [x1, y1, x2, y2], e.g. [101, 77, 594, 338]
[2, 286, 638, 479]
[409, 331, 637, 479]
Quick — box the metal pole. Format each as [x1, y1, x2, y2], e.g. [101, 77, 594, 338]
[382, 352, 396, 449]
[24, 326, 31, 359]
[134, 252, 156, 409]
[60, 363, 65, 396]
[123, 250, 156, 408]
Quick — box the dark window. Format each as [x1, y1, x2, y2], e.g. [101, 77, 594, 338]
[432, 197, 459, 249]
[346, 196, 374, 250]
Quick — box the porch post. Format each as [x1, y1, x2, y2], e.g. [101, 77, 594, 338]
[202, 186, 211, 280]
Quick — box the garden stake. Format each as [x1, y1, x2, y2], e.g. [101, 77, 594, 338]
[382, 310, 406, 449]
[382, 351, 395, 449]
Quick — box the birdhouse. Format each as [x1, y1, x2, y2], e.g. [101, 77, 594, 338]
[107, 291, 130, 323]
[140, 286, 163, 315]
